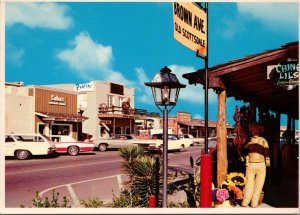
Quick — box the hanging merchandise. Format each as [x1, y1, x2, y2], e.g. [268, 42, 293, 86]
[233, 105, 250, 159]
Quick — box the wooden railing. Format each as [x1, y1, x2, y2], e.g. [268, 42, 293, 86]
[98, 103, 160, 117]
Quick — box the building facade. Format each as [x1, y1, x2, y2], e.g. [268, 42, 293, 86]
[43, 81, 159, 140]
[5, 83, 87, 140]
[162, 112, 234, 137]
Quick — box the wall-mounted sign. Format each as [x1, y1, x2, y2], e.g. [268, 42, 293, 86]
[173, 2, 207, 56]
[177, 112, 191, 122]
[267, 61, 299, 90]
[100, 120, 112, 124]
[49, 95, 66, 106]
[75, 82, 94, 92]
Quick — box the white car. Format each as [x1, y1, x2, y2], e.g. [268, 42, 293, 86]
[5, 133, 56, 160]
[93, 134, 139, 152]
[178, 134, 205, 146]
[133, 133, 190, 152]
[49, 135, 94, 156]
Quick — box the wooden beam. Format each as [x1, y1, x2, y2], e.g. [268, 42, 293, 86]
[217, 89, 228, 187]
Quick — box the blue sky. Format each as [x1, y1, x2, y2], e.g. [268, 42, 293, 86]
[5, 1, 299, 128]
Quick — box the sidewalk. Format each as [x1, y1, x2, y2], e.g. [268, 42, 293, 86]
[169, 165, 299, 209]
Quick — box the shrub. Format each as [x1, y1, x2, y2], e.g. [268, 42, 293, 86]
[80, 197, 104, 208]
[20, 190, 70, 208]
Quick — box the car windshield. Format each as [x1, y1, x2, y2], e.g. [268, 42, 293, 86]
[42, 135, 51, 141]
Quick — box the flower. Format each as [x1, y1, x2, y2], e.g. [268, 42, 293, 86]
[216, 189, 229, 202]
[226, 172, 247, 187]
[215, 172, 247, 203]
[228, 185, 243, 200]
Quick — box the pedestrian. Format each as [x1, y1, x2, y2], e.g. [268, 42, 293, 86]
[241, 122, 270, 208]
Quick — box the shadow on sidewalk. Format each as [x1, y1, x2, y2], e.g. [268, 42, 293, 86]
[263, 173, 298, 208]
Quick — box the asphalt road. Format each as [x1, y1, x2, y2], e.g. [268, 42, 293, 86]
[5, 145, 204, 208]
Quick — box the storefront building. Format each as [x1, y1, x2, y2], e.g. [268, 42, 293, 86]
[43, 81, 160, 140]
[5, 83, 87, 139]
[32, 86, 87, 140]
[162, 112, 234, 137]
[182, 41, 299, 187]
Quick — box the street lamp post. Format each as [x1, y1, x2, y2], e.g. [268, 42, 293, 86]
[145, 66, 186, 208]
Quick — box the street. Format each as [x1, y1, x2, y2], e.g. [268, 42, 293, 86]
[5, 145, 203, 208]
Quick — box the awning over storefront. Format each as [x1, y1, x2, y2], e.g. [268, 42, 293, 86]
[35, 112, 88, 122]
[182, 42, 299, 119]
[178, 120, 233, 128]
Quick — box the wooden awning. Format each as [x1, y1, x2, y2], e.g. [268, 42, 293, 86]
[178, 120, 233, 128]
[182, 42, 299, 119]
[35, 112, 89, 122]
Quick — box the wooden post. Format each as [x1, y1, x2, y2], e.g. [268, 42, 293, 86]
[217, 90, 227, 187]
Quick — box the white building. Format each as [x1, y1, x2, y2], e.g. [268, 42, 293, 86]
[43, 80, 137, 140]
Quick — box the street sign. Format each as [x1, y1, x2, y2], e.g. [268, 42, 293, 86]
[173, 2, 207, 56]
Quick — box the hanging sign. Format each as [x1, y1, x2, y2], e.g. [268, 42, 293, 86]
[267, 61, 299, 90]
[173, 2, 207, 56]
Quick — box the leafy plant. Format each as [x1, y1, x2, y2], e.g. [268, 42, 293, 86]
[176, 156, 200, 207]
[80, 197, 104, 208]
[119, 146, 162, 207]
[108, 189, 139, 208]
[20, 190, 70, 208]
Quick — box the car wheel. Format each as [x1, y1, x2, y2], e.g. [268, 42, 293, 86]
[98, 143, 107, 152]
[16, 150, 30, 160]
[68, 146, 79, 156]
[179, 145, 185, 152]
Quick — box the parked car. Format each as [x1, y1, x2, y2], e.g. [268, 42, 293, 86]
[93, 134, 139, 152]
[133, 133, 190, 152]
[49, 135, 94, 156]
[196, 136, 243, 172]
[178, 134, 205, 146]
[5, 133, 56, 160]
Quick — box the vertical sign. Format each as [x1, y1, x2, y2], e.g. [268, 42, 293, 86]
[173, 2, 207, 56]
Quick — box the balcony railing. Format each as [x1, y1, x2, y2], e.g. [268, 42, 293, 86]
[98, 103, 160, 117]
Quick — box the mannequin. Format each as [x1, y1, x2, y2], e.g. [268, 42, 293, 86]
[241, 122, 270, 208]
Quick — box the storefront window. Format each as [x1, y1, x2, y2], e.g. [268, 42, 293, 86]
[51, 124, 71, 135]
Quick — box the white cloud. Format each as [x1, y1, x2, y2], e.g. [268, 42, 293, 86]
[134, 68, 153, 104]
[7, 47, 25, 67]
[57, 32, 134, 86]
[168, 65, 218, 105]
[6, 2, 72, 29]
[237, 3, 298, 31]
[193, 114, 203, 120]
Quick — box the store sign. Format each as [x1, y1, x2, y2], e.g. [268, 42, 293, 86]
[100, 120, 112, 124]
[267, 62, 299, 90]
[173, 2, 207, 56]
[177, 112, 191, 122]
[49, 95, 66, 106]
[75, 82, 94, 92]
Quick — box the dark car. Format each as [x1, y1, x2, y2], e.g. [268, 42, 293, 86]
[196, 136, 244, 173]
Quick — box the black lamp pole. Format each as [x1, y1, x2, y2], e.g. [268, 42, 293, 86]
[162, 106, 168, 207]
[145, 66, 186, 208]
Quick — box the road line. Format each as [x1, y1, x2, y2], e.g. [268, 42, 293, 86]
[39, 174, 124, 197]
[117, 174, 123, 191]
[5, 159, 123, 175]
[66, 184, 80, 207]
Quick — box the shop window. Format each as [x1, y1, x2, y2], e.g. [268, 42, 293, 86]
[115, 127, 122, 135]
[125, 127, 131, 134]
[38, 124, 46, 135]
[51, 124, 71, 136]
